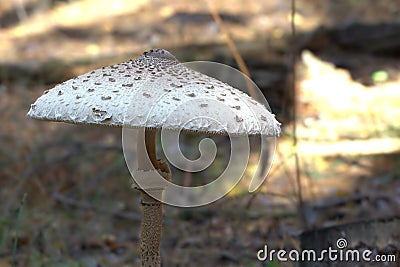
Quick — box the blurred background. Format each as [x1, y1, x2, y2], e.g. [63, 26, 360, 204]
[1, 0, 399, 266]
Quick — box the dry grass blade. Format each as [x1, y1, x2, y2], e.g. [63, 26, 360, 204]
[206, 0, 256, 97]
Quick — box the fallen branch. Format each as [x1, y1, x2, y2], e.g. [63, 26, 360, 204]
[312, 192, 394, 210]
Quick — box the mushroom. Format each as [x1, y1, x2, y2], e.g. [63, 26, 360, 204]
[27, 49, 281, 266]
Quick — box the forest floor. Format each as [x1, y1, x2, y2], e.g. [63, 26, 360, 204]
[0, 0, 399, 266]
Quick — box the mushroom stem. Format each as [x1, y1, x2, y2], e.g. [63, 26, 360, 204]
[145, 129, 159, 169]
[140, 190, 162, 267]
[137, 128, 163, 267]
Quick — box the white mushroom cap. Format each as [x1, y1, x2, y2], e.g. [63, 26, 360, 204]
[28, 49, 280, 136]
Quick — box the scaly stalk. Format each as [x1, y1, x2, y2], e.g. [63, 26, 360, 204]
[137, 128, 163, 267]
